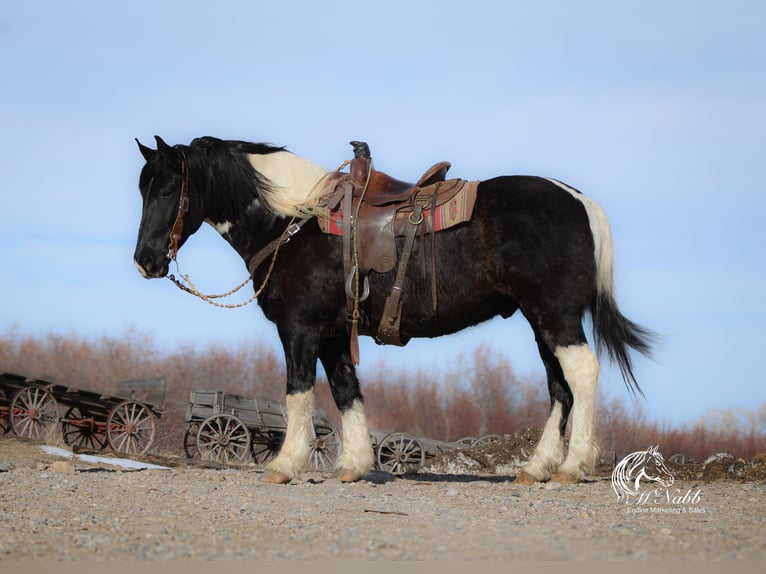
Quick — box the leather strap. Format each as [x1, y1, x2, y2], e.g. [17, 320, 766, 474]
[247, 218, 309, 276]
[167, 151, 190, 261]
[376, 203, 424, 345]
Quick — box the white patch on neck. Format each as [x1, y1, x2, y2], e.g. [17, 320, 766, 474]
[247, 151, 330, 217]
[204, 218, 233, 236]
[213, 220, 232, 235]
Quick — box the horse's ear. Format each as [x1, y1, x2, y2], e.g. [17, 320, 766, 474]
[154, 135, 172, 154]
[153, 135, 183, 168]
[136, 138, 156, 162]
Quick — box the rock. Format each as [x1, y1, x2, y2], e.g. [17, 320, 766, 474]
[49, 461, 75, 474]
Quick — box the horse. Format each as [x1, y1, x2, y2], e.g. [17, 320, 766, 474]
[133, 135, 655, 484]
[611, 446, 674, 500]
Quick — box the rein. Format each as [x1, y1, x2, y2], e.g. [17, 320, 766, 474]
[164, 153, 349, 309]
[167, 217, 296, 308]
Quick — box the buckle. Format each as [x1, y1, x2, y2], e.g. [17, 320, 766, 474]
[282, 220, 304, 244]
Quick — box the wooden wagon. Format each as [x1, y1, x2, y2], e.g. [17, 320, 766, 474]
[370, 430, 501, 475]
[0, 372, 164, 456]
[182, 389, 501, 475]
[184, 390, 340, 471]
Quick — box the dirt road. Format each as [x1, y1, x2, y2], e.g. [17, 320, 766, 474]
[1, 436, 764, 560]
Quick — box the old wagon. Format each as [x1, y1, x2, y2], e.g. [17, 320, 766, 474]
[182, 389, 501, 475]
[0, 372, 164, 456]
[371, 431, 501, 475]
[184, 390, 340, 471]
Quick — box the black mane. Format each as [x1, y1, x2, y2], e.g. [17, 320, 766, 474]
[184, 136, 287, 221]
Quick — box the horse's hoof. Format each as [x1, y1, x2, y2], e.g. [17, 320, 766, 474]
[514, 471, 541, 485]
[550, 472, 581, 484]
[264, 471, 292, 484]
[338, 468, 364, 483]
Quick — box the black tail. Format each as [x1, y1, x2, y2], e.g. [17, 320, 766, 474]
[592, 292, 657, 396]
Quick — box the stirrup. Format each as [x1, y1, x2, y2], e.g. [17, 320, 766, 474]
[345, 266, 370, 301]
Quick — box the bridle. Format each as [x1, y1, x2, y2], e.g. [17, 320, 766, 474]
[163, 148, 308, 308]
[166, 151, 190, 262]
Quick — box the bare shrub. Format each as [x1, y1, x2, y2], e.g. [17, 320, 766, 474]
[2, 328, 763, 461]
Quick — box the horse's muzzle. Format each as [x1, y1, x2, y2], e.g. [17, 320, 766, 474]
[134, 250, 169, 279]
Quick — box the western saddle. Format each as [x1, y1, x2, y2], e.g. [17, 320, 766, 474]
[315, 142, 479, 363]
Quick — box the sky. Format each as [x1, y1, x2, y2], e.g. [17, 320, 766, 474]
[1, 1, 764, 428]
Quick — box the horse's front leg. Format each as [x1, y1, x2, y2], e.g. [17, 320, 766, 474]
[320, 337, 374, 482]
[265, 330, 320, 484]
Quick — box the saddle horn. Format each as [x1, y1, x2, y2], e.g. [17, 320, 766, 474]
[350, 141, 371, 159]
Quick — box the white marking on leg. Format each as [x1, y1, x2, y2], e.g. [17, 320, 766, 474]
[555, 343, 600, 479]
[338, 399, 374, 479]
[266, 389, 314, 479]
[248, 151, 330, 218]
[521, 401, 564, 480]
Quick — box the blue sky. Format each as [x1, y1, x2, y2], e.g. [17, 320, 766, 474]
[1, 1, 764, 427]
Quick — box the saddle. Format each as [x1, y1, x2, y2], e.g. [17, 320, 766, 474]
[316, 142, 479, 361]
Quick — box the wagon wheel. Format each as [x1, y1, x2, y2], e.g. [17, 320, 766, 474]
[251, 428, 284, 464]
[106, 401, 157, 455]
[196, 414, 252, 464]
[376, 432, 425, 475]
[61, 406, 108, 451]
[471, 434, 501, 447]
[10, 386, 60, 440]
[183, 423, 200, 458]
[307, 422, 341, 472]
[0, 409, 10, 434]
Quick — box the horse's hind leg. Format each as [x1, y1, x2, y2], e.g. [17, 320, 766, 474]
[551, 342, 600, 483]
[319, 337, 375, 482]
[519, 312, 600, 483]
[516, 334, 573, 483]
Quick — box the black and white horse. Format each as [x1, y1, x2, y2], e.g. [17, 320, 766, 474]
[133, 135, 654, 484]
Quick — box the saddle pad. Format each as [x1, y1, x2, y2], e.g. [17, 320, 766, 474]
[318, 179, 479, 237]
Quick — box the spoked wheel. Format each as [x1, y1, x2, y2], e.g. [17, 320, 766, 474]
[196, 414, 252, 464]
[376, 432, 425, 475]
[307, 422, 341, 472]
[61, 406, 107, 451]
[106, 401, 157, 455]
[251, 428, 283, 465]
[183, 423, 200, 458]
[10, 386, 60, 440]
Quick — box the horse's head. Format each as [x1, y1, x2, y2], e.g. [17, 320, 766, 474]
[133, 136, 205, 278]
[640, 445, 675, 488]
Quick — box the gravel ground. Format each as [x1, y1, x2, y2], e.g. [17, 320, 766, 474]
[1, 435, 765, 561]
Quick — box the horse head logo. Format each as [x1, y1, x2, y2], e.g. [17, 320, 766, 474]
[611, 445, 674, 501]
